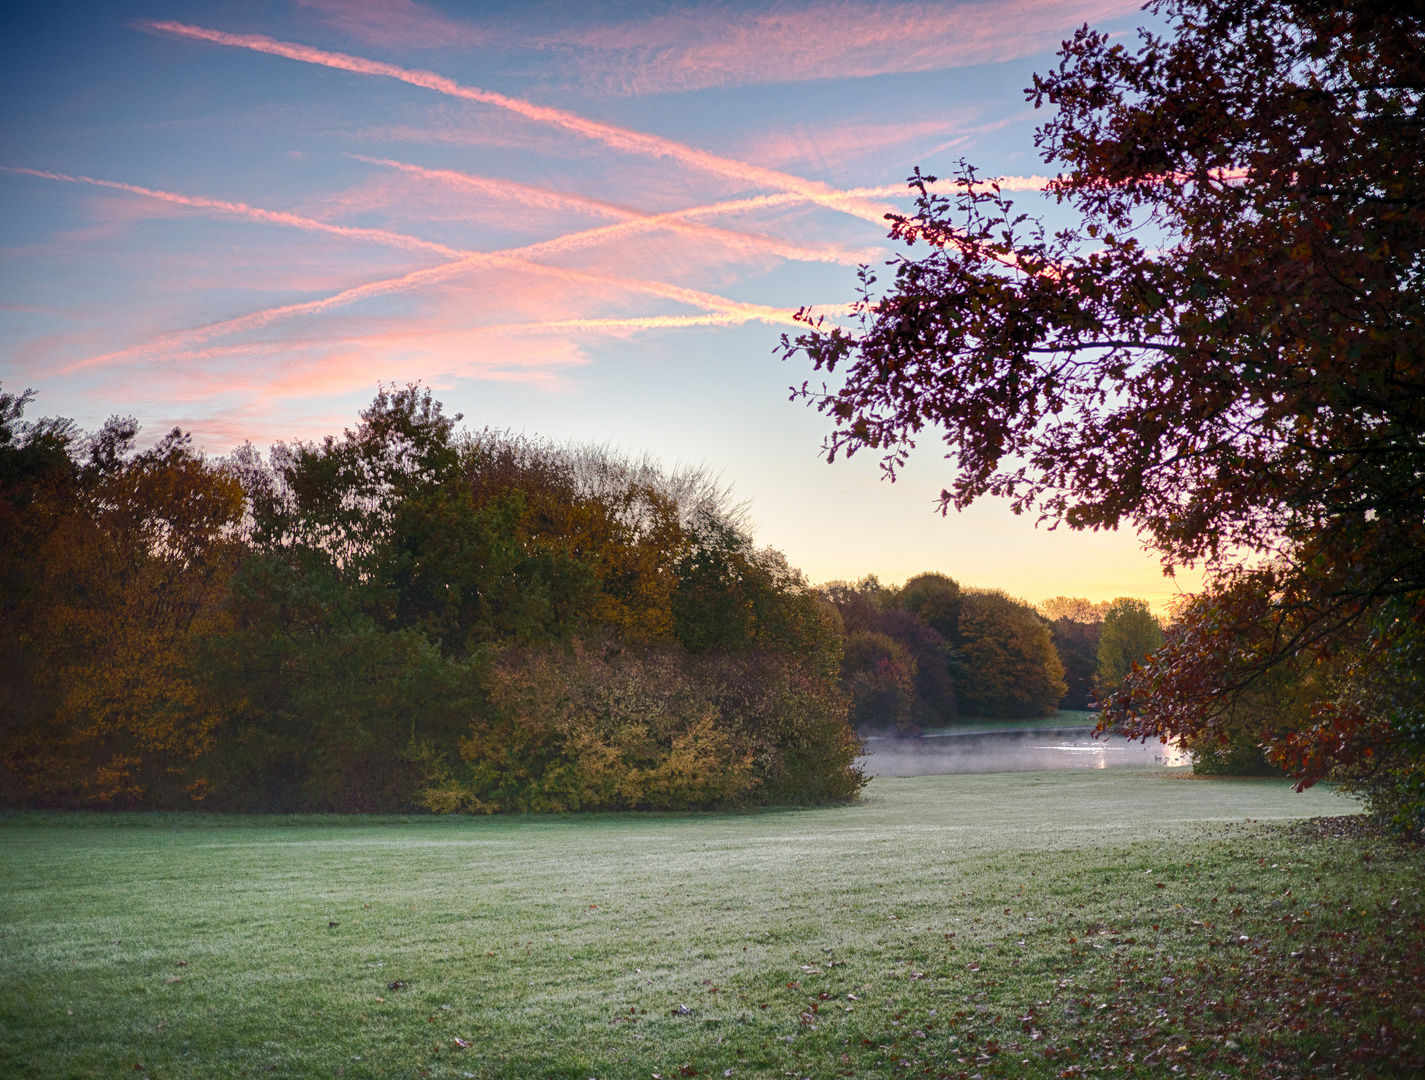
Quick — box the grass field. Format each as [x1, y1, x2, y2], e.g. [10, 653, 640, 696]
[2, 770, 1421, 1080]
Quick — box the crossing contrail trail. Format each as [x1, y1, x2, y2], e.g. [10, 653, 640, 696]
[142, 21, 900, 225]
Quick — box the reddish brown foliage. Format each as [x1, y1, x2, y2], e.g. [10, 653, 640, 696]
[781, 0, 1425, 790]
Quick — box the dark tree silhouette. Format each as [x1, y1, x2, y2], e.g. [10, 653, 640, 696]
[781, 0, 1425, 804]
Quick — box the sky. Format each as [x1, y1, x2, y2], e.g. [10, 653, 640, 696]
[0, 0, 1200, 610]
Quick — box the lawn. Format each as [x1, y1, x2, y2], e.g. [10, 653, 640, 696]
[2, 770, 1421, 1080]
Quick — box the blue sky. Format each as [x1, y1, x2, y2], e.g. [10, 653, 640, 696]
[1, 0, 1198, 608]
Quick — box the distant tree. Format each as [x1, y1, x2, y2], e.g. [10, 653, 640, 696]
[822, 573, 960, 730]
[840, 630, 919, 734]
[1036, 597, 1107, 709]
[1095, 598, 1165, 701]
[957, 590, 1066, 718]
[881, 608, 956, 724]
[899, 572, 961, 642]
[821, 575, 893, 634]
[1038, 597, 1110, 625]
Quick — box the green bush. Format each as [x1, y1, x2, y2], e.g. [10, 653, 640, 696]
[1186, 729, 1281, 777]
[418, 641, 862, 813]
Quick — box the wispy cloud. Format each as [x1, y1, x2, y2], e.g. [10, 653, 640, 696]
[353, 156, 879, 266]
[294, 0, 493, 50]
[550, 0, 1145, 95]
[294, 0, 1145, 95]
[62, 223, 847, 375]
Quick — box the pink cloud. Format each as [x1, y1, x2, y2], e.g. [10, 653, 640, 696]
[353, 156, 879, 266]
[291, 1, 1145, 95]
[294, 0, 492, 50]
[547, 0, 1145, 95]
[746, 119, 974, 177]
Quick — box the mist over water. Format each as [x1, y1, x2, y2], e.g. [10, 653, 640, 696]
[857, 726, 1191, 777]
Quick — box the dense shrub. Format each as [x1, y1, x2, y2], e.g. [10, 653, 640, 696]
[417, 641, 861, 813]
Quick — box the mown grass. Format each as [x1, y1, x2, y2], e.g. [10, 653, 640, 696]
[1, 770, 1420, 1080]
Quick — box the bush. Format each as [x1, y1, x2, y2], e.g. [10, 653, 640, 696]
[418, 641, 862, 813]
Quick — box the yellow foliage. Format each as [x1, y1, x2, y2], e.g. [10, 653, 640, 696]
[6, 441, 244, 805]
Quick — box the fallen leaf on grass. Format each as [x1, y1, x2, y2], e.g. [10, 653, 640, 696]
[164, 976, 181, 984]
[329, 921, 339, 927]
[453, 1038, 471, 1049]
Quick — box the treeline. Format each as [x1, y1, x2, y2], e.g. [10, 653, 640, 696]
[823, 581, 1164, 733]
[0, 386, 860, 813]
[0, 384, 1173, 813]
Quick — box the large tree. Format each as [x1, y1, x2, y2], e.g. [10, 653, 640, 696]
[781, 0, 1424, 797]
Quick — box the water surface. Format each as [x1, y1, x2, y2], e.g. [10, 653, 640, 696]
[858, 725, 1190, 777]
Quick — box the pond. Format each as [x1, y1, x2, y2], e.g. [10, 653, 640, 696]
[857, 726, 1191, 777]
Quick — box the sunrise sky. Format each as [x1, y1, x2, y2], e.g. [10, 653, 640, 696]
[0, 0, 1200, 609]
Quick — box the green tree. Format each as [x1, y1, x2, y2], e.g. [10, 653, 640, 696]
[898, 572, 961, 642]
[957, 590, 1066, 718]
[1095, 598, 1165, 702]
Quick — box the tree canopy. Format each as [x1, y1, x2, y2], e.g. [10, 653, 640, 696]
[1, 385, 861, 812]
[781, 0, 1425, 820]
[1095, 598, 1165, 702]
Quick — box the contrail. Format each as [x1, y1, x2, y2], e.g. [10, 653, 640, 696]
[347, 155, 636, 221]
[41, 157, 1052, 373]
[142, 21, 898, 225]
[65, 244, 830, 373]
[49, 162, 872, 374]
[493, 312, 789, 333]
[11, 161, 870, 270]
[356, 156, 876, 266]
[0, 166, 464, 258]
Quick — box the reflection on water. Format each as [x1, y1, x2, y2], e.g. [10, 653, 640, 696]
[857, 727, 1191, 777]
